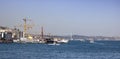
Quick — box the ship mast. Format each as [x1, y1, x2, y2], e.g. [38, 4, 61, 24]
[41, 26, 44, 39]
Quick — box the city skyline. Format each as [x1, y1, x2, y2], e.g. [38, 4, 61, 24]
[0, 0, 120, 36]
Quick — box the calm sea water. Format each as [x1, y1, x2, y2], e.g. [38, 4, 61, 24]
[0, 41, 120, 59]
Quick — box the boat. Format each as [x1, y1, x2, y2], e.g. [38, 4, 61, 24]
[57, 39, 69, 43]
[89, 40, 94, 43]
[53, 38, 69, 43]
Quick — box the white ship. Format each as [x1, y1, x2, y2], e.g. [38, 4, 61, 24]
[54, 38, 69, 43]
[59, 39, 69, 43]
[89, 38, 94, 43]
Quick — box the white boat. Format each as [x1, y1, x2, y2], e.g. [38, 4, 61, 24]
[60, 39, 69, 43]
[57, 39, 69, 43]
[89, 40, 94, 43]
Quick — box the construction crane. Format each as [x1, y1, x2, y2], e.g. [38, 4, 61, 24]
[23, 18, 34, 38]
[14, 18, 34, 38]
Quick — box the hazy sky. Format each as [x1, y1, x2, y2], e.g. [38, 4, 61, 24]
[0, 0, 120, 36]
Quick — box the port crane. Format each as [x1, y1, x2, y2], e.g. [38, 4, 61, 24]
[23, 18, 34, 38]
[14, 18, 34, 38]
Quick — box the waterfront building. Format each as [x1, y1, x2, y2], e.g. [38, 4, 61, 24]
[0, 26, 22, 43]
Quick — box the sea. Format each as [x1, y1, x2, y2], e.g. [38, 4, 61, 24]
[0, 40, 120, 59]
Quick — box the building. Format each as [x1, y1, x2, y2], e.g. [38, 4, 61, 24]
[0, 26, 23, 43]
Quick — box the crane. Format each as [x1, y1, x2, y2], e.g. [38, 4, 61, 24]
[23, 18, 34, 38]
[14, 18, 34, 38]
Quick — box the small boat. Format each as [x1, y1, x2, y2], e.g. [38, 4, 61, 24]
[53, 38, 69, 43]
[58, 39, 69, 43]
[89, 40, 94, 43]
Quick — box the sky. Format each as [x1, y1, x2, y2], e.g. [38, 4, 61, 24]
[0, 0, 120, 36]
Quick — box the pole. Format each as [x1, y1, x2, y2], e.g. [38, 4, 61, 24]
[41, 26, 44, 39]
